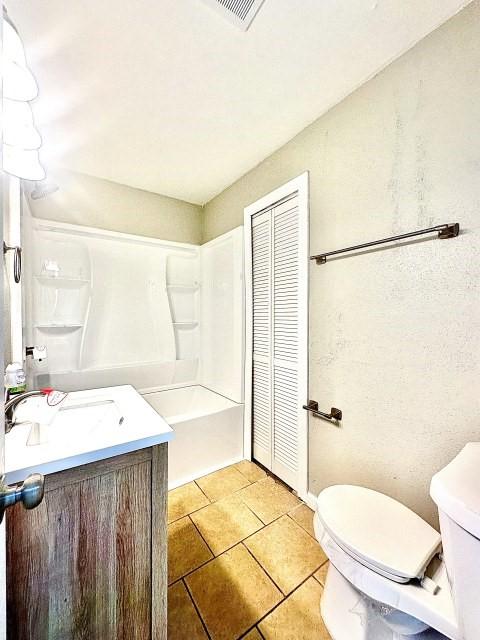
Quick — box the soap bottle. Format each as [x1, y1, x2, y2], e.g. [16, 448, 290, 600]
[5, 362, 27, 401]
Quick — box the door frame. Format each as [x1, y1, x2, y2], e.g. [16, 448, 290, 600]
[243, 172, 309, 501]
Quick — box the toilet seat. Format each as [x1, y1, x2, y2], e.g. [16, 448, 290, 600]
[314, 513, 460, 640]
[316, 485, 442, 582]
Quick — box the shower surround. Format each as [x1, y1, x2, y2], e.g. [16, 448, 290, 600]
[24, 216, 244, 486]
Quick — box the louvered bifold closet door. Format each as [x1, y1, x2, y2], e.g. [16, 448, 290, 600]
[251, 209, 272, 468]
[272, 196, 300, 488]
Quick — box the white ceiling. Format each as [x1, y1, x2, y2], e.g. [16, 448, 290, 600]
[10, 0, 471, 205]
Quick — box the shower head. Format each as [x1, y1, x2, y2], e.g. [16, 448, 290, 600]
[30, 180, 59, 200]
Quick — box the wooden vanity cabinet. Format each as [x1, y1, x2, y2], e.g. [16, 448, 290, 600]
[6, 444, 167, 640]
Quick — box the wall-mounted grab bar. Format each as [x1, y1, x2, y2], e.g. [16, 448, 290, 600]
[310, 223, 459, 265]
[303, 400, 342, 422]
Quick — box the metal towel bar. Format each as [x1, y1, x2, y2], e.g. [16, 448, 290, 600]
[311, 223, 459, 265]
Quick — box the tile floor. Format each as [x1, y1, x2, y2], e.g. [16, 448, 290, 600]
[167, 461, 332, 640]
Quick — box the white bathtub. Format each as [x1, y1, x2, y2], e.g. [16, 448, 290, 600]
[143, 385, 244, 489]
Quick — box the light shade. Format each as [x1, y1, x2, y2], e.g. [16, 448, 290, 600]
[3, 99, 42, 149]
[2, 14, 44, 180]
[3, 145, 46, 181]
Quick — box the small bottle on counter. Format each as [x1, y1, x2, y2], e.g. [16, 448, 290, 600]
[4, 362, 27, 401]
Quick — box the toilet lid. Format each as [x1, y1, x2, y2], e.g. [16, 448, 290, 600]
[316, 485, 442, 581]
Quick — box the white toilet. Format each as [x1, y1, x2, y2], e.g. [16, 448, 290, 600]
[314, 442, 480, 640]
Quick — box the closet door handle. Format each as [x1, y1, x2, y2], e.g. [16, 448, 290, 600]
[0, 473, 45, 523]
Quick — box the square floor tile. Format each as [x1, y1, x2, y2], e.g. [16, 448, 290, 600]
[186, 544, 282, 640]
[244, 515, 327, 595]
[196, 466, 251, 502]
[314, 561, 329, 587]
[239, 477, 301, 524]
[168, 516, 213, 584]
[235, 460, 267, 483]
[259, 577, 331, 639]
[191, 493, 264, 556]
[168, 581, 208, 640]
[168, 482, 210, 524]
[289, 503, 316, 538]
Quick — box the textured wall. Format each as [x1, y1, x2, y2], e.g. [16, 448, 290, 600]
[28, 168, 203, 244]
[203, 1, 480, 525]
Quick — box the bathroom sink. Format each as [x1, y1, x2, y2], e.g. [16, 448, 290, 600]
[5, 385, 174, 485]
[34, 398, 125, 446]
[12, 393, 125, 447]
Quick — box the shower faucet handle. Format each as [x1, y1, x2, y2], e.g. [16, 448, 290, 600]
[26, 345, 47, 362]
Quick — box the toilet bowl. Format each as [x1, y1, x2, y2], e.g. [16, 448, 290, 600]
[313, 443, 480, 640]
[314, 507, 455, 640]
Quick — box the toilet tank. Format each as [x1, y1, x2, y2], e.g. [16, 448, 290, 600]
[430, 443, 480, 640]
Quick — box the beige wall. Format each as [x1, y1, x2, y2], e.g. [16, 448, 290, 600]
[27, 168, 203, 244]
[203, 1, 480, 525]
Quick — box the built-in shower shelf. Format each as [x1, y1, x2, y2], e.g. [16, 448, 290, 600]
[35, 324, 83, 331]
[166, 284, 199, 291]
[35, 275, 90, 288]
[172, 322, 199, 328]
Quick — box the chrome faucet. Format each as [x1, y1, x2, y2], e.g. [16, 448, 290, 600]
[4, 390, 45, 434]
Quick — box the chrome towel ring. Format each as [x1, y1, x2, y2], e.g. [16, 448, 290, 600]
[3, 241, 22, 283]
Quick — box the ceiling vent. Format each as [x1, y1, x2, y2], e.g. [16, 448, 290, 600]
[201, 0, 266, 31]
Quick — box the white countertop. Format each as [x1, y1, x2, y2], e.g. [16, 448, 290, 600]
[5, 385, 174, 484]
